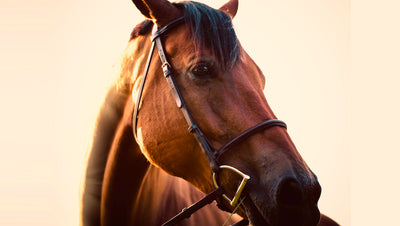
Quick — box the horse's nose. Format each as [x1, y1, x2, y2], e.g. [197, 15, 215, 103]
[275, 177, 304, 207]
[274, 177, 322, 226]
[275, 176, 322, 207]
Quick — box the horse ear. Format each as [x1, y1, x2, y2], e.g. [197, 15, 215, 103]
[131, 0, 181, 26]
[219, 0, 239, 19]
[131, 0, 151, 19]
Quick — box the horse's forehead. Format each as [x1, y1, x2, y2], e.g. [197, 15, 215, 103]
[156, 21, 264, 88]
[164, 25, 195, 53]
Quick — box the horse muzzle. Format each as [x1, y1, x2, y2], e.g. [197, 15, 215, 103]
[242, 175, 321, 226]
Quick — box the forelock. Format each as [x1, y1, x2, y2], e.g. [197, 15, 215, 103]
[177, 1, 240, 69]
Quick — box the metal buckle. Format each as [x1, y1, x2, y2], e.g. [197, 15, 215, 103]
[212, 165, 250, 207]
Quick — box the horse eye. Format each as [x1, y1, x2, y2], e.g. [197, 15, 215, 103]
[191, 63, 214, 78]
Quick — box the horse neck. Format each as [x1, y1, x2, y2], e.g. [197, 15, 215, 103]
[82, 83, 151, 225]
[82, 85, 142, 225]
[98, 91, 154, 225]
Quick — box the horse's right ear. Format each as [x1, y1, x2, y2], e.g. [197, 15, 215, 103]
[131, 0, 151, 19]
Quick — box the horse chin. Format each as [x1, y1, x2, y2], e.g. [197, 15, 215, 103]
[242, 196, 272, 226]
[241, 195, 320, 226]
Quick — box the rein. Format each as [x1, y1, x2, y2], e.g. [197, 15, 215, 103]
[132, 17, 287, 225]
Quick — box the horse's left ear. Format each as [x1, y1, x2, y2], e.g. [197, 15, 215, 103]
[131, 0, 181, 27]
[219, 0, 239, 19]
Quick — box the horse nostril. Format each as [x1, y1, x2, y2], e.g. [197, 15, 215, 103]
[275, 177, 304, 207]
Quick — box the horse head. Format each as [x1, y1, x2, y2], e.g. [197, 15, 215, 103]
[126, 0, 321, 225]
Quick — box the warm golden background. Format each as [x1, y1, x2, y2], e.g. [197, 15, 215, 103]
[1, 0, 398, 225]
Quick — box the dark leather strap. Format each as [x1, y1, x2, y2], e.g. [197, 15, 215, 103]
[151, 17, 186, 42]
[161, 187, 224, 226]
[132, 41, 156, 140]
[133, 17, 185, 141]
[153, 32, 220, 173]
[216, 119, 287, 159]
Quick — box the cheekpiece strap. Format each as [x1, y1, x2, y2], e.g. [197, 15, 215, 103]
[150, 17, 221, 173]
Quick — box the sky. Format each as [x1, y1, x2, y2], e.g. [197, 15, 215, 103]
[1, 0, 399, 225]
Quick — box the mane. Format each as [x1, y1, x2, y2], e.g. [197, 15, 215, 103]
[178, 1, 240, 69]
[130, 20, 153, 40]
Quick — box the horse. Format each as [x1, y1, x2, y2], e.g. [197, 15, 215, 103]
[81, 0, 340, 225]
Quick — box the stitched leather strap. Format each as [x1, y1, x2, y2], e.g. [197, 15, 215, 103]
[153, 30, 220, 173]
[133, 17, 185, 141]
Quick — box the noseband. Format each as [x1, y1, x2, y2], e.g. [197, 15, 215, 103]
[132, 17, 287, 225]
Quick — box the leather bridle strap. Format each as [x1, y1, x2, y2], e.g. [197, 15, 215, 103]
[162, 187, 224, 226]
[151, 17, 220, 173]
[132, 17, 186, 140]
[162, 186, 249, 226]
[132, 41, 155, 139]
[215, 119, 287, 160]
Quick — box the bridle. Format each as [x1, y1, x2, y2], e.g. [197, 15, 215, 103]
[132, 17, 287, 226]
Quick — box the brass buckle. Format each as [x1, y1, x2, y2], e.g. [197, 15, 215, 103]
[212, 165, 250, 207]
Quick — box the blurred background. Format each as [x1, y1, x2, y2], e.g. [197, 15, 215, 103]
[1, 0, 398, 225]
